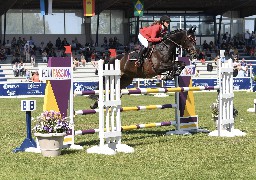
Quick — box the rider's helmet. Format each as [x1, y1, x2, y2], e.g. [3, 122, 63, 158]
[160, 15, 171, 24]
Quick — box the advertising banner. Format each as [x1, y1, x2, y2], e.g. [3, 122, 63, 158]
[0, 78, 253, 97]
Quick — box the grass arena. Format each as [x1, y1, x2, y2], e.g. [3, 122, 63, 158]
[1, 92, 256, 179]
[1, 56, 256, 179]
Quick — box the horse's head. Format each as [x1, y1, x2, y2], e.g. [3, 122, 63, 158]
[184, 27, 197, 55]
[164, 27, 197, 57]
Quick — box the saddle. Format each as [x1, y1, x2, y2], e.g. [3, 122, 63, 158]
[128, 48, 152, 62]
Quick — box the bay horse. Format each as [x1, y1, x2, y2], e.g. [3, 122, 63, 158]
[90, 27, 197, 109]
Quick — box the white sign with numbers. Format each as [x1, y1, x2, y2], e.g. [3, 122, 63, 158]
[21, 100, 36, 111]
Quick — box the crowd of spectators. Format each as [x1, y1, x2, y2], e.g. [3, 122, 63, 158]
[1, 31, 255, 79]
[188, 31, 256, 78]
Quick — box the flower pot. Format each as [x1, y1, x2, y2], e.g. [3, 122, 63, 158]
[34, 133, 66, 157]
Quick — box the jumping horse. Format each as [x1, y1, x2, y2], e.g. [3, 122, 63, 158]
[90, 27, 197, 109]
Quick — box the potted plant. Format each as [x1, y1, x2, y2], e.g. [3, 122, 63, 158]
[33, 110, 70, 157]
[210, 99, 238, 129]
[210, 100, 219, 129]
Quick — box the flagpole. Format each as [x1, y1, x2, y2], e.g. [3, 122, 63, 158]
[180, 16, 182, 57]
[70, 46, 74, 146]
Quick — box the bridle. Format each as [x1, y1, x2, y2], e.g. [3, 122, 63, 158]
[162, 31, 196, 52]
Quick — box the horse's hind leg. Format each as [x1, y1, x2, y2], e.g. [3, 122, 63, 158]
[90, 100, 98, 109]
[120, 75, 134, 89]
[89, 94, 99, 109]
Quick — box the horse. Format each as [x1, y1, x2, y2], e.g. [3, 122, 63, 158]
[89, 27, 197, 109]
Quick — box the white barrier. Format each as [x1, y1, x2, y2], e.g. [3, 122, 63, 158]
[86, 60, 134, 155]
[209, 57, 246, 137]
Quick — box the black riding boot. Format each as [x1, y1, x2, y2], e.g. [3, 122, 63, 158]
[138, 47, 148, 65]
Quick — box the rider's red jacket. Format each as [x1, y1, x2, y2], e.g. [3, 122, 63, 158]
[139, 24, 167, 43]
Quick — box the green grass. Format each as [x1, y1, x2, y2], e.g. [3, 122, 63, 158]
[1, 91, 256, 179]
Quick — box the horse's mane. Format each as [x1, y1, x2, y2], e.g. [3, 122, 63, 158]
[170, 29, 184, 34]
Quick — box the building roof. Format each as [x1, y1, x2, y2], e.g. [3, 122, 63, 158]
[0, 0, 256, 18]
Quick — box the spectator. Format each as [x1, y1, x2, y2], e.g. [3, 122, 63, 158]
[11, 37, 17, 48]
[251, 31, 255, 45]
[28, 36, 34, 46]
[46, 40, 54, 50]
[25, 69, 30, 81]
[85, 47, 91, 62]
[202, 40, 209, 50]
[22, 38, 27, 47]
[233, 47, 239, 57]
[222, 32, 228, 43]
[55, 37, 62, 50]
[18, 61, 25, 76]
[233, 57, 240, 77]
[42, 50, 48, 63]
[244, 31, 250, 45]
[250, 47, 255, 57]
[194, 70, 200, 77]
[31, 71, 40, 82]
[73, 58, 79, 71]
[24, 43, 30, 62]
[39, 41, 45, 54]
[213, 56, 220, 65]
[80, 53, 86, 66]
[198, 51, 206, 64]
[56, 49, 62, 57]
[12, 62, 19, 77]
[17, 37, 23, 52]
[30, 49, 36, 67]
[61, 38, 69, 48]
[229, 46, 234, 57]
[71, 40, 77, 51]
[208, 41, 215, 51]
[240, 58, 248, 76]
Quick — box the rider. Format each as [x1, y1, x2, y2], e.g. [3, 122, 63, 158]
[137, 15, 171, 65]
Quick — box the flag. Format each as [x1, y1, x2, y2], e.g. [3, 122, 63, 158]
[40, 0, 53, 16]
[83, 0, 95, 17]
[133, 0, 144, 17]
[40, 0, 46, 16]
[64, 46, 71, 54]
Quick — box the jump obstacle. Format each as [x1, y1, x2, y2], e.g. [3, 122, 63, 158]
[208, 53, 245, 137]
[17, 50, 245, 154]
[71, 53, 245, 155]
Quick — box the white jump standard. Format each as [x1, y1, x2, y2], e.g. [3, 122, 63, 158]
[209, 57, 246, 137]
[86, 60, 134, 155]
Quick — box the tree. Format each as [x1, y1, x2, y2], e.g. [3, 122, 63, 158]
[5, 12, 50, 34]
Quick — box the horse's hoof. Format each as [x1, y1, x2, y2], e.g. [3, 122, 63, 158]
[90, 104, 98, 109]
[90, 105, 97, 109]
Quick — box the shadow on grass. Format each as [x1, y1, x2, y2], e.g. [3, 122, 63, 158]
[76, 139, 99, 147]
[61, 149, 82, 155]
[71, 127, 212, 148]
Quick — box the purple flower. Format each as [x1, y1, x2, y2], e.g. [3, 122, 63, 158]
[33, 110, 70, 134]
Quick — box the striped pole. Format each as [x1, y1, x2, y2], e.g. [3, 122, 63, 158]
[75, 86, 219, 96]
[75, 104, 177, 115]
[75, 121, 176, 135]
